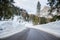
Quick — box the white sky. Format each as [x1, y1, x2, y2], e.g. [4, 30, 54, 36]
[14, 0, 47, 14]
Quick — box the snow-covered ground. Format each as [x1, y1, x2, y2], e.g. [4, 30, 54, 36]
[0, 16, 27, 38]
[0, 16, 60, 38]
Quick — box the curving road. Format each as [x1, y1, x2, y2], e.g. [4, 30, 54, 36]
[0, 28, 60, 40]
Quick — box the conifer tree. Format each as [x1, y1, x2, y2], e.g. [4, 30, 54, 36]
[55, 0, 60, 13]
[0, 0, 14, 20]
[37, 1, 41, 16]
[47, 0, 55, 15]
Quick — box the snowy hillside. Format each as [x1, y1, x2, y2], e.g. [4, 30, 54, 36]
[0, 16, 27, 38]
[27, 20, 60, 37]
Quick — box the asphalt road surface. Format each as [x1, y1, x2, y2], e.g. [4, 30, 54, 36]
[0, 28, 60, 40]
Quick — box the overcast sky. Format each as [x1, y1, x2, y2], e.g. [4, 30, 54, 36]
[14, 0, 47, 14]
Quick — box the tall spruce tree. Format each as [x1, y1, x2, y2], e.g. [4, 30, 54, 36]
[37, 1, 41, 24]
[37, 1, 41, 16]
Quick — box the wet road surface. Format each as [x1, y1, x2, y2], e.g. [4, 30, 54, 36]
[0, 28, 60, 40]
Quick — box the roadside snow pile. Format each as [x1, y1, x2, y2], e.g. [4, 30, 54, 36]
[0, 21, 13, 33]
[30, 21, 60, 37]
[0, 16, 26, 38]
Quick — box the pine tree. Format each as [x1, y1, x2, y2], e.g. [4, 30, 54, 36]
[47, 0, 55, 16]
[0, 0, 14, 20]
[47, 0, 60, 15]
[55, 0, 60, 13]
[47, 0, 60, 21]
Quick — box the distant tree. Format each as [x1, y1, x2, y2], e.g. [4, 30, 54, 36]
[39, 17, 46, 24]
[37, 1, 41, 24]
[37, 1, 41, 16]
[25, 12, 29, 21]
[32, 15, 39, 25]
